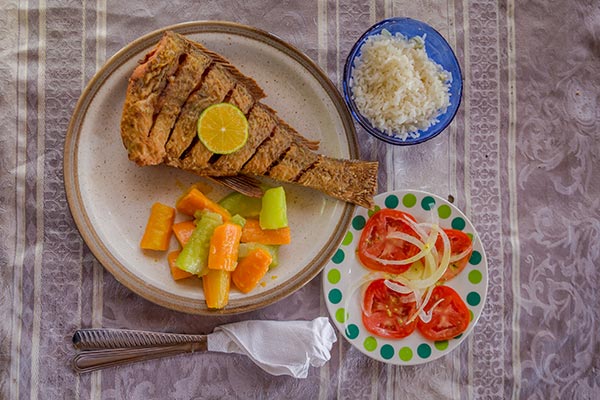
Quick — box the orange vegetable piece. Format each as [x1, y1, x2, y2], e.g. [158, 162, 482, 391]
[232, 248, 272, 294]
[140, 203, 176, 251]
[208, 223, 242, 271]
[167, 250, 194, 280]
[203, 269, 231, 309]
[172, 220, 196, 246]
[240, 218, 291, 245]
[176, 188, 231, 221]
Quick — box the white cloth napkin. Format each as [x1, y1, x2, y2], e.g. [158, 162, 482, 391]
[206, 317, 337, 379]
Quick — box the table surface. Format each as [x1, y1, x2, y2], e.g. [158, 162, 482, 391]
[1, 1, 598, 399]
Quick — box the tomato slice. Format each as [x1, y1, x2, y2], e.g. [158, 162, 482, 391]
[417, 285, 470, 341]
[357, 209, 420, 274]
[362, 279, 418, 339]
[437, 229, 473, 281]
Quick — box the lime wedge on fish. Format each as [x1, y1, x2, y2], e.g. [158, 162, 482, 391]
[197, 103, 248, 154]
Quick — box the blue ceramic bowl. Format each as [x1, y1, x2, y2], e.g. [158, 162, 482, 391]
[343, 18, 463, 146]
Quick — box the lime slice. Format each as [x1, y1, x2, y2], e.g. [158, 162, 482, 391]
[197, 103, 249, 154]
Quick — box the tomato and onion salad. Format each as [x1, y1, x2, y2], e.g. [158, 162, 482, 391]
[417, 285, 470, 341]
[438, 229, 473, 281]
[362, 279, 418, 339]
[357, 209, 420, 274]
[356, 208, 474, 342]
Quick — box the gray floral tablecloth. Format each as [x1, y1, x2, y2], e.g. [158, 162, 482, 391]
[1, 0, 599, 399]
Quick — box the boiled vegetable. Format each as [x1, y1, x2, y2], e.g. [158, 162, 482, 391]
[167, 250, 194, 280]
[171, 220, 196, 246]
[229, 214, 247, 228]
[218, 191, 262, 218]
[175, 211, 223, 276]
[241, 218, 291, 245]
[203, 269, 231, 309]
[238, 242, 279, 268]
[140, 203, 176, 251]
[232, 248, 272, 294]
[176, 188, 231, 222]
[141, 182, 293, 300]
[208, 222, 242, 272]
[259, 186, 288, 229]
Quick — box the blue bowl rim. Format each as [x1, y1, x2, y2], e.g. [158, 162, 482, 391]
[342, 17, 463, 146]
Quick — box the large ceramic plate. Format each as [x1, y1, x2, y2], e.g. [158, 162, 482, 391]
[64, 21, 358, 315]
[323, 190, 488, 365]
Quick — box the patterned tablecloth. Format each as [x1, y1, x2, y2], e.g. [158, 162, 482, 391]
[1, 1, 598, 399]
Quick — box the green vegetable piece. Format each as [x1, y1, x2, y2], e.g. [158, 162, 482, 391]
[218, 192, 262, 218]
[175, 211, 223, 276]
[238, 242, 279, 268]
[259, 186, 288, 229]
[230, 214, 247, 228]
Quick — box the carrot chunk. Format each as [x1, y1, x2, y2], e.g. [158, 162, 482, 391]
[208, 223, 243, 271]
[172, 220, 196, 246]
[232, 248, 272, 294]
[167, 250, 194, 280]
[240, 218, 291, 245]
[140, 203, 176, 251]
[176, 188, 231, 221]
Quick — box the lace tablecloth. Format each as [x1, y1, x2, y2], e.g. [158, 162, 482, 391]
[1, 1, 598, 398]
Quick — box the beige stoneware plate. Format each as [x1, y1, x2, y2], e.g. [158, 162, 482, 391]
[64, 21, 358, 315]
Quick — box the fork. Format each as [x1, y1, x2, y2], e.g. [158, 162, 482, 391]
[211, 175, 263, 197]
[71, 328, 208, 373]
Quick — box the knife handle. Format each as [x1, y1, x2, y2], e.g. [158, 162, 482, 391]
[72, 328, 207, 350]
[72, 341, 207, 373]
[71, 328, 208, 373]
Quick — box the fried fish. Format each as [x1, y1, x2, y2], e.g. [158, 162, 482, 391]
[120, 31, 378, 208]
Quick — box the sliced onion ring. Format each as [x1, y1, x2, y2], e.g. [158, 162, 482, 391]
[407, 285, 434, 324]
[363, 224, 440, 266]
[449, 246, 473, 263]
[383, 279, 414, 294]
[419, 297, 444, 323]
[400, 222, 451, 289]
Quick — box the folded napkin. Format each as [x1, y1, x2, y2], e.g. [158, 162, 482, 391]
[207, 317, 337, 378]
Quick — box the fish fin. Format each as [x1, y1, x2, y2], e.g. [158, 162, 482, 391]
[172, 32, 267, 101]
[259, 103, 321, 151]
[276, 118, 320, 151]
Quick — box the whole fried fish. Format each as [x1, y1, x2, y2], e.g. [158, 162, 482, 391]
[121, 31, 377, 208]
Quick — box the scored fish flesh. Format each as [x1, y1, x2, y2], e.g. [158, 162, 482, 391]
[120, 31, 378, 208]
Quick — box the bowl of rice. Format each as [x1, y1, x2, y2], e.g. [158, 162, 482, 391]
[343, 17, 462, 145]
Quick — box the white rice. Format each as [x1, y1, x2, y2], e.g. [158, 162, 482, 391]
[350, 30, 452, 140]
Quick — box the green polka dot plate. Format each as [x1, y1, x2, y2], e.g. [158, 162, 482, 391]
[322, 190, 488, 365]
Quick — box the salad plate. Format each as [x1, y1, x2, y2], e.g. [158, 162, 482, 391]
[323, 190, 488, 365]
[64, 21, 358, 314]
